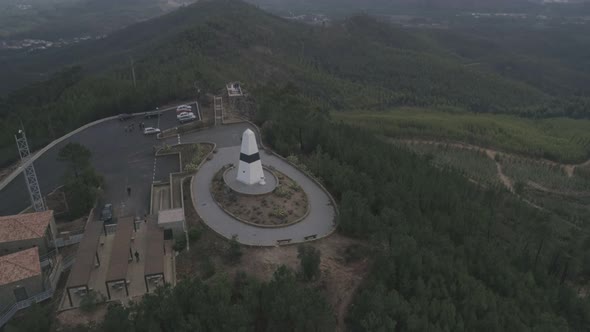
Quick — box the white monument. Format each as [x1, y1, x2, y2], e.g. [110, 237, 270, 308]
[237, 129, 265, 185]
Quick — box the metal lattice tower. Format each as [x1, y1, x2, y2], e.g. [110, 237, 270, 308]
[15, 130, 45, 212]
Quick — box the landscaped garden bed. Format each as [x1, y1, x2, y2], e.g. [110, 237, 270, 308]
[211, 167, 309, 227]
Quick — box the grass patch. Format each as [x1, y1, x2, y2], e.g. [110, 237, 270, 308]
[160, 143, 213, 172]
[524, 188, 590, 228]
[501, 159, 590, 193]
[401, 142, 501, 188]
[334, 108, 590, 163]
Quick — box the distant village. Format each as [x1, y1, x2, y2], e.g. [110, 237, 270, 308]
[282, 13, 330, 26]
[0, 35, 106, 51]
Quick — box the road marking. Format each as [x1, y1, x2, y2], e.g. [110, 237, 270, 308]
[177, 134, 181, 145]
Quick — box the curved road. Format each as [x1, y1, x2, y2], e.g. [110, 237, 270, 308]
[192, 144, 336, 246]
[0, 110, 337, 245]
[0, 109, 181, 216]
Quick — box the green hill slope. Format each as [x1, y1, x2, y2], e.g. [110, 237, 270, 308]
[0, 0, 588, 165]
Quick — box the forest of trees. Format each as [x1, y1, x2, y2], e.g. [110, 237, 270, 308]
[1, 0, 590, 167]
[2, 1, 590, 330]
[257, 86, 590, 331]
[26, 84, 588, 331]
[58, 142, 103, 218]
[7, 266, 334, 332]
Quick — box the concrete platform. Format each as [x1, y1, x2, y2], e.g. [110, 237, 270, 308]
[58, 221, 175, 310]
[223, 166, 277, 195]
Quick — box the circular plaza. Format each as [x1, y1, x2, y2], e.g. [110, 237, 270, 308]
[191, 126, 336, 246]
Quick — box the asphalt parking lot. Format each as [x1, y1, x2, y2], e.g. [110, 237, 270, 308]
[0, 110, 179, 216]
[0, 115, 337, 246]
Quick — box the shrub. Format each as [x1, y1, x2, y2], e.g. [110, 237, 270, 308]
[184, 162, 199, 172]
[173, 236, 187, 252]
[297, 245, 321, 281]
[287, 155, 299, 165]
[289, 182, 301, 191]
[190, 144, 200, 156]
[188, 228, 202, 242]
[80, 290, 105, 312]
[201, 257, 215, 279]
[344, 244, 369, 263]
[5, 303, 52, 332]
[275, 186, 291, 198]
[270, 207, 287, 219]
[227, 234, 243, 264]
[514, 180, 525, 195]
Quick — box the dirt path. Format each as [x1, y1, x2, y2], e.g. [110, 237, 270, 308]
[333, 260, 367, 331]
[394, 138, 583, 230]
[393, 138, 590, 178]
[527, 181, 590, 198]
[238, 234, 369, 331]
[496, 162, 513, 192]
[181, 226, 371, 331]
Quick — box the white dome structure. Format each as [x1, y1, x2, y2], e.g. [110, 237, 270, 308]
[237, 129, 265, 185]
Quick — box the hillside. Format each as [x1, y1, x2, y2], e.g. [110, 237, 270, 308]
[3, 1, 590, 331]
[3, 0, 590, 165]
[0, 0, 190, 39]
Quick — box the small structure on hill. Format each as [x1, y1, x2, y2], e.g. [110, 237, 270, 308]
[226, 82, 243, 97]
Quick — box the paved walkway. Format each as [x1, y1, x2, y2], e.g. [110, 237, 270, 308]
[0, 111, 336, 246]
[191, 145, 336, 246]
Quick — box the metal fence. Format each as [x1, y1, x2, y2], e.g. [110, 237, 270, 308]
[39, 249, 57, 268]
[0, 289, 54, 327]
[0, 251, 77, 328]
[52, 233, 84, 247]
[105, 223, 117, 235]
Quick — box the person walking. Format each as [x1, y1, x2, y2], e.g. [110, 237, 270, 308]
[134, 251, 140, 262]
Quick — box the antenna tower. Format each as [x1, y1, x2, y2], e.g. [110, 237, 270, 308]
[15, 130, 45, 212]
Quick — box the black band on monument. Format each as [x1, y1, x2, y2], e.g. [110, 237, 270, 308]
[240, 152, 260, 163]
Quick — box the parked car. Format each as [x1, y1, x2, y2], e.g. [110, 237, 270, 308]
[176, 105, 191, 112]
[144, 127, 161, 135]
[177, 112, 196, 123]
[100, 203, 113, 222]
[118, 113, 134, 121]
[176, 111, 192, 118]
[144, 110, 161, 119]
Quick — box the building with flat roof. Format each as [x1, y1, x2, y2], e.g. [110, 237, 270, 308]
[157, 208, 185, 238]
[226, 81, 243, 97]
[0, 210, 58, 257]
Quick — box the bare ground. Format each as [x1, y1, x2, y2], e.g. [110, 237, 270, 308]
[56, 216, 87, 233]
[180, 178, 370, 331]
[55, 304, 108, 329]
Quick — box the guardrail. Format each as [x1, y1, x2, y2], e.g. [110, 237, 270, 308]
[53, 234, 84, 248]
[0, 250, 77, 327]
[0, 101, 195, 192]
[0, 289, 54, 327]
[104, 223, 117, 235]
[61, 254, 76, 270]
